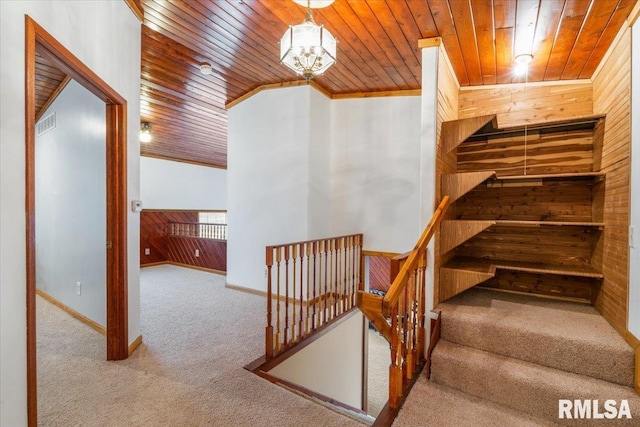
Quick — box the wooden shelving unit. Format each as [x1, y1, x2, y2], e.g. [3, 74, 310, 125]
[438, 114, 606, 304]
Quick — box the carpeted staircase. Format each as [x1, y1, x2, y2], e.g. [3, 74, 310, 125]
[394, 288, 640, 426]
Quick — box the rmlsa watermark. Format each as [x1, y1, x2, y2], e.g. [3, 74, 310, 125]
[559, 399, 632, 420]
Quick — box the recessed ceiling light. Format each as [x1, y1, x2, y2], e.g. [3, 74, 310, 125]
[200, 63, 212, 75]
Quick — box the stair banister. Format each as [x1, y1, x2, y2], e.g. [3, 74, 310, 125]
[356, 195, 450, 409]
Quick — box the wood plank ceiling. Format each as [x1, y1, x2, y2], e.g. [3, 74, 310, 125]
[134, 0, 637, 168]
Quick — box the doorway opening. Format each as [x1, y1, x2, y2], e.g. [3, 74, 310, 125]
[25, 15, 129, 426]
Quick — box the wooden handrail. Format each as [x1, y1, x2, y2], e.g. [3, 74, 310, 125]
[383, 196, 451, 312]
[356, 196, 450, 410]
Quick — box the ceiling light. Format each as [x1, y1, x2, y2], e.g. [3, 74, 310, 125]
[280, 0, 337, 81]
[140, 122, 152, 143]
[514, 54, 533, 76]
[292, 0, 335, 8]
[200, 62, 212, 75]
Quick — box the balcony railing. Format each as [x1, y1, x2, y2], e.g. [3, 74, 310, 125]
[265, 234, 364, 359]
[168, 222, 227, 240]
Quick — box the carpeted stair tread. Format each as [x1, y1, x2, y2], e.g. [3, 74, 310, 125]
[438, 288, 634, 386]
[431, 340, 640, 425]
[393, 376, 558, 427]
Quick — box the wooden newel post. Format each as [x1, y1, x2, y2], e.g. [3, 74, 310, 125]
[265, 247, 273, 359]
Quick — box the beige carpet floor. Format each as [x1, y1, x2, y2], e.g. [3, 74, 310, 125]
[37, 264, 365, 427]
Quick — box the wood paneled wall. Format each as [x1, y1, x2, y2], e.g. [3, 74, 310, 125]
[592, 25, 632, 336]
[435, 45, 460, 305]
[140, 210, 197, 264]
[368, 255, 391, 292]
[140, 210, 226, 272]
[459, 81, 593, 128]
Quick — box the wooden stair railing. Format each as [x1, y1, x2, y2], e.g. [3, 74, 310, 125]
[356, 196, 450, 409]
[265, 234, 364, 359]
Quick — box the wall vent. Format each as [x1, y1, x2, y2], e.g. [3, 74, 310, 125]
[37, 112, 56, 136]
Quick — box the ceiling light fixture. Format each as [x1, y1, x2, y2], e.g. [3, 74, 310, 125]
[280, 0, 337, 81]
[140, 122, 152, 143]
[200, 62, 212, 75]
[514, 54, 533, 76]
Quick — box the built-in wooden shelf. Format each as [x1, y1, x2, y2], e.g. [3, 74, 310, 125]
[495, 171, 606, 181]
[493, 220, 605, 228]
[443, 257, 603, 279]
[443, 171, 606, 202]
[464, 115, 605, 142]
[440, 219, 604, 254]
[438, 114, 606, 303]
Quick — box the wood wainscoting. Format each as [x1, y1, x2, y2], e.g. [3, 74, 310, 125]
[140, 210, 226, 272]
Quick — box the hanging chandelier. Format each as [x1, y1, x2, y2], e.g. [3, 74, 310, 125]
[279, 0, 337, 81]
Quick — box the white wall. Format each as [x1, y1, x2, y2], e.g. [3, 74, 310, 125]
[228, 86, 422, 291]
[36, 80, 107, 326]
[227, 86, 331, 290]
[629, 17, 640, 339]
[268, 311, 365, 409]
[140, 157, 227, 210]
[0, 2, 141, 424]
[330, 96, 422, 253]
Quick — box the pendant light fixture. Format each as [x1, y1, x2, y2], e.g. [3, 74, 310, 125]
[280, 0, 337, 81]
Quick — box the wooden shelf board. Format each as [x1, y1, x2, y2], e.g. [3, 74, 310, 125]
[493, 220, 605, 227]
[495, 172, 606, 181]
[443, 257, 604, 279]
[466, 115, 606, 142]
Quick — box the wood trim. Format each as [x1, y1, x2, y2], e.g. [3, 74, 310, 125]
[331, 89, 421, 100]
[25, 16, 37, 425]
[226, 282, 268, 298]
[167, 261, 226, 275]
[629, 1, 640, 26]
[460, 78, 592, 92]
[362, 250, 401, 258]
[625, 330, 640, 350]
[36, 289, 106, 335]
[418, 37, 442, 48]
[361, 314, 368, 413]
[35, 75, 71, 122]
[636, 350, 640, 395]
[424, 311, 441, 379]
[128, 334, 143, 356]
[225, 80, 323, 109]
[141, 153, 228, 170]
[225, 81, 419, 110]
[254, 369, 368, 417]
[123, 0, 144, 22]
[140, 261, 170, 268]
[26, 15, 129, 425]
[246, 308, 359, 372]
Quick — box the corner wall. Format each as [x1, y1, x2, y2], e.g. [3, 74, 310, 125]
[228, 86, 422, 292]
[0, 2, 141, 424]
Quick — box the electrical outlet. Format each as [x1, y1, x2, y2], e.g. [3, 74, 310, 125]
[195, 249, 200, 257]
[264, 267, 267, 278]
[76, 281, 81, 296]
[144, 248, 150, 255]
